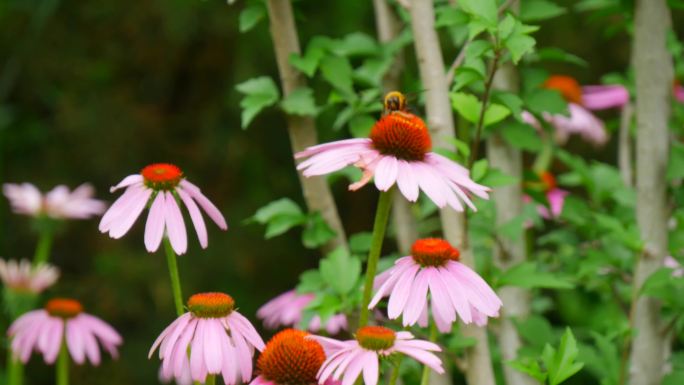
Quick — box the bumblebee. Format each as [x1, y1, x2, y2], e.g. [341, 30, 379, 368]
[383, 90, 409, 115]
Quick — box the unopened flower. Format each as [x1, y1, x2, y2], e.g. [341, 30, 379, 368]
[257, 290, 347, 335]
[524, 76, 629, 146]
[251, 329, 340, 385]
[8, 298, 122, 364]
[311, 326, 443, 385]
[99, 163, 228, 255]
[3, 183, 105, 220]
[296, 113, 489, 212]
[0, 258, 59, 294]
[149, 292, 265, 384]
[369, 238, 501, 332]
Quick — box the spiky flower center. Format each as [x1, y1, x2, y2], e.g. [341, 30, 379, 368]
[356, 326, 396, 351]
[257, 329, 325, 385]
[187, 292, 234, 318]
[544, 75, 583, 105]
[411, 238, 460, 267]
[539, 171, 557, 192]
[369, 113, 431, 161]
[141, 163, 183, 190]
[46, 298, 83, 319]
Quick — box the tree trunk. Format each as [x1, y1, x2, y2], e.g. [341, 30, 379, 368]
[409, 1, 496, 384]
[487, 63, 537, 385]
[628, 1, 673, 385]
[618, 103, 634, 187]
[266, 0, 348, 253]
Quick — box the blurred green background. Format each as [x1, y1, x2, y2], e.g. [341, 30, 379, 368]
[0, 0, 681, 384]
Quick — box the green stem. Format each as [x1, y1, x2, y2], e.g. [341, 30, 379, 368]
[467, 49, 502, 170]
[420, 321, 438, 385]
[164, 237, 185, 316]
[6, 354, 24, 385]
[56, 341, 69, 385]
[33, 228, 53, 266]
[358, 190, 393, 328]
[205, 375, 216, 385]
[388, 358, 403, 385]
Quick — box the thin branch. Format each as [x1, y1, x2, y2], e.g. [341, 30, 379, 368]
[467, 50, 501, 169]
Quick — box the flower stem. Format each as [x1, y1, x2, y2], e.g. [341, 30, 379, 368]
[359, 190, 393, 328]
[33, 228, 53, 266]
[163, 237, 185, 316]
[388, 358, 403, 385]
[56, 341, 69, 385]
[419, 321, 438, 385]
[467, 49, 502, 170]
[6, 354, 24, 385]
[205, 375, 216, 385]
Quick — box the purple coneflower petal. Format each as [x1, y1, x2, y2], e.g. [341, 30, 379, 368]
[180, 180, 227, 230]
[177, 188, 208, 248]
[374, 156, 399, 191]
[110, 174, 144, 192]
[581, 85, 629, 110]
[144, 193, 166, 252]
[164, 192, 188, 255]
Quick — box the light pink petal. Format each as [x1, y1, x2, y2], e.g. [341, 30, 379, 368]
[521, 110, 542, 130]
[448, 262, 502, 316]
[149, 313, 191, 359]
[99, 185, 144, 232]
[369, 257, 416, 308]
[164, 192, 188, 255]
[374, 156, 399, 191]
[179, 180, 227, 230]
[547, 188, 569, 218]
[387, 264, 421, 319]
[548, 103, 607, 146]
[108, 186, 153, 238]
[110, 174, 144, 192]
[426, 269, 456, 331]
[190, 320, 208, 382]
[41, 318, 64, 364]
[414, 163, 449, 208]
[362, 351, 379, 385]
[144, 193, 167, 252]
[581, 85, 629, 110]
[675, 85, 684, 103]
[402, 268, 430, 326]
[318, 348, 350, 382]
[3, 183, 42, 215]
[396, 160, 420, 201]
[342, 350, 371, 385]
[177, 188, 208, 248]
[439, 268, 473, 324]
[168, 319, 198, 380]
[227, 312, 265, 351]
[66, 319, 86, 364]
[221, 334, 238, 385]
[203, 320, 223, 374]
[299, 145, 373, 175]
[79, 319, 102, 365]
[393, 344, 444, 373]
[295, 138, 372, 159]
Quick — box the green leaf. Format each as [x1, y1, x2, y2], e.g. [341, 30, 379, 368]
[297, 269, 325, 293]
[453, 67, 485, 92]
[435, 7, 469, 28]
[520, 0, 566, 21]
[281, 88, 318, 116]
[492, 91, 523, 120]
[250, 198, 302, 224]
[526, 89, 567, 115]
[349, 232, 373, 254]
[450, 92, 511, 126]
[515, 315, 555, 348]
[466, 40, 494, 59]
[667, 142, 684, 181]
[498, 262, 575, 289]
[320, 56, 355, 97]
[302, 213, 336, 248]
[508, 358, 547, 383]
[472, 159, 488, 182]
[501, 122, 543, 151]
[459, 0, 498, 27]
[289, 49, 325, 77]
[265, 214, 306, 238]
[319, 248, 361, 295]
[506, 33, 536, 64]
[236, 77, 280, 128]
[536, 47, 587, 67]
[480, 168, 519, 187]
[545, 328, 585, 385]
[239, 3, 266, 33]
[333, 32, 378, 57]
[664, 371, 684, 385]
[349, 114, 376, 138]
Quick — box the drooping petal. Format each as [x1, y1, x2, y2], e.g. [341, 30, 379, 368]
[581, 85, 629, 110]
[144, 193, 166, 252]
[374, 156, 399, 191]
[177, 188, 208, 248]
[395, 160, 420, 202]
[179, 180, 227, 230]
[164, 192, 188, 255]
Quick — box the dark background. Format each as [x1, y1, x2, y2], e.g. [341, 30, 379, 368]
[0, 0, 681, 383]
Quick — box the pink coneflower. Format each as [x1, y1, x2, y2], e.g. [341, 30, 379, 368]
[526, 172, 568, 219]
[8, 298, 122, 364]
[0, 258, 59, 294]
[311, 326, 443, 385]
[250, 329, 340, 385]
[369, 238, 501, 332]
[149, 292, 265, 384]
[674, 81, 684, 103]
[664, 256, 684, 278]
[295, 113, 489, 212]
[99, 163, 228, 255]
[524, 76, 629, 146]
[257, 290, 348, 335]
[3, 183, 105, 219]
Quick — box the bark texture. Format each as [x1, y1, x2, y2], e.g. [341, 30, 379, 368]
[487, 64, 537, 385]
[628, 1, 673, 384]
[409, 1, 496, 384]
[618, 103, 634, 187]
[266, 0, 348, 253]
[372, 0, 420, 256]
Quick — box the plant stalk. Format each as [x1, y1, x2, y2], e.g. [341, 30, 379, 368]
[164, 237, 185, 316]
